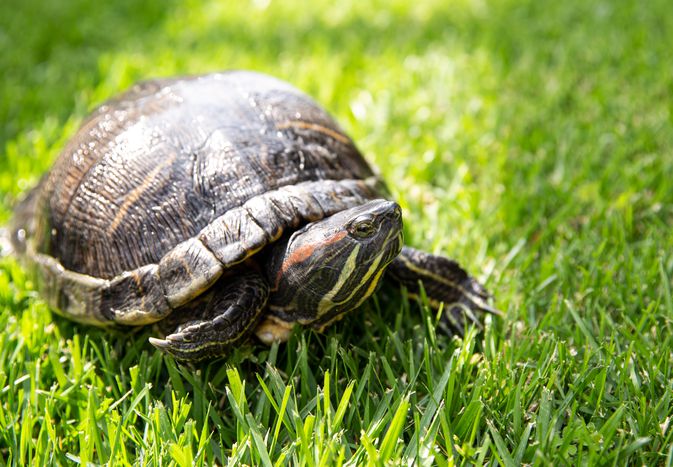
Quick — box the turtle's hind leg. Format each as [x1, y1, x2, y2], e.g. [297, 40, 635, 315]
[150, 271, 269, 360]
[386, 246, 501, 333]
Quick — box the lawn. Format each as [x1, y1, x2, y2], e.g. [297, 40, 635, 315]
[1, 0, 673, 464]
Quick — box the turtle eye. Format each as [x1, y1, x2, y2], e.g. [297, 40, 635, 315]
[348, 215, 377, 239]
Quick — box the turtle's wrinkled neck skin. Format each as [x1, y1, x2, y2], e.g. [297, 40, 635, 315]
[262, 199, 403, 335]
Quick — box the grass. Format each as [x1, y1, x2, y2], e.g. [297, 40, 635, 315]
[1, 0, 673, 464]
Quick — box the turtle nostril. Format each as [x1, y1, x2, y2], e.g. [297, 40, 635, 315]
[390, 205, 402, 220]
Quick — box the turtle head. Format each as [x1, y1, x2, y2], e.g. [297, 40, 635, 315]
[266, 199, 403, 332]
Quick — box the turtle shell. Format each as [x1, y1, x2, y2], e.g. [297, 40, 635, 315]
[29, 71, 377, 280]
[11, 70, 496, 348]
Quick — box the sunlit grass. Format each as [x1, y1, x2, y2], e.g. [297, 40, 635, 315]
[1, 0, 673, 464]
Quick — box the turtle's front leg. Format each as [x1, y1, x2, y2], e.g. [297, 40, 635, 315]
[149, 272, 269, 360]
[386, 246, 500, 332]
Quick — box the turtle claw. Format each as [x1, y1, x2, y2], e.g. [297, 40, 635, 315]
[148, 333, 205, 360]
[147, 272, 269, 360]
[148, 337, 170, 350]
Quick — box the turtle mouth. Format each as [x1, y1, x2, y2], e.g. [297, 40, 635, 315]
[395, 232, 404, 256]
[384, 230, 404, 268]
[384, 209, 404, 258]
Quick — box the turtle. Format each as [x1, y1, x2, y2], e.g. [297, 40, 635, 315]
[9, 71, 498, 360]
